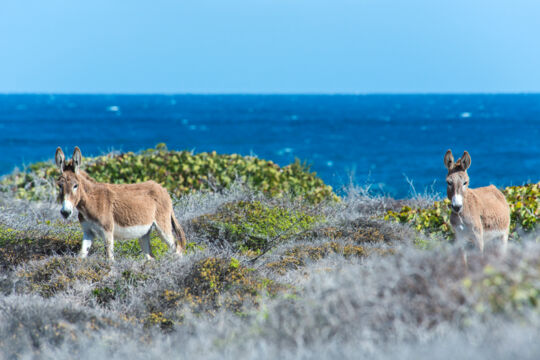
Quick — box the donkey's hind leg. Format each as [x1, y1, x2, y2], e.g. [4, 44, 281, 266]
[102, 231, 115, 262]
[154, 221, 181, 256]
[498, 231, 509, 255]
[460, 246, 468, 271]
[502, 232, 509, 254]
[138, 232, 154, 260]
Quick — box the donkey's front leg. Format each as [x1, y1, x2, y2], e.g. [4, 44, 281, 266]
[459, 246, 468, 271]
[104, 231, 115, 261]
[471, 227, 484, 254]
[80, 221, 95, 258]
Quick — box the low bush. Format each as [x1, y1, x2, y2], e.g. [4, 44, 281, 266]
[462, 254, 540, 317]
[0, 144, 336, 203]
[504, 183, 540, 232]
[139, 256, 287, 330]
[384, 199, 453, 241]
[190, 200, 320, 252]
[171, 256, 284, 314]
[96, 234, 172, 260]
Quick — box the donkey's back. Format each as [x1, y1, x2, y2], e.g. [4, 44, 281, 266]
[109, 180, 175, 228]
[466, 185, 510, 233]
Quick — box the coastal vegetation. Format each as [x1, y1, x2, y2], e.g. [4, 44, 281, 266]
[0, 146, 539, 359]
[0, 143, 335, 203]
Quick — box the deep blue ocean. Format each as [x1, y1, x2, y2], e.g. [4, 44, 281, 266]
[0, 94, 539, 198]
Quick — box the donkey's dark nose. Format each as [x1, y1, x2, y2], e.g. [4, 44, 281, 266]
[60, 209, 71, 218]
[451, 204, 462, 213]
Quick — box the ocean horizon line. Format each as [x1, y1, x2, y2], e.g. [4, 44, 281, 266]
[1, 92, 540, 96]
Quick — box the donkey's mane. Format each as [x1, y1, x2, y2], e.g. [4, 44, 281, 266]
[61, 159, 78, 173]
[62, 160, 97, 183]
[447, 158, 468, 175]
[79, 170, 98, 183]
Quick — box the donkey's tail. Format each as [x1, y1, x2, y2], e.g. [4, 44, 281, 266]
[171, 213, 187, 253]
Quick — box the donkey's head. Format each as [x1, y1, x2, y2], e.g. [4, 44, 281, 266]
[444, 149, 471, 213]
[55, 147, 83, 219]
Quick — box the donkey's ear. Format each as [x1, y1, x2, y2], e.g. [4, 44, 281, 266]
[72, 147, 82, 173]
[461, 151, 471, 170]
[55, 147, 65, 172]
[443, 149, 454, 170]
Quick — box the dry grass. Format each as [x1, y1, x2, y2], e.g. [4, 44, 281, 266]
[0, 186, 539, 359]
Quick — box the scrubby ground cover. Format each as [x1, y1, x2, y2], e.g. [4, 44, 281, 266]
[0, 144, 335, 203]
[0, 150, 539, 359]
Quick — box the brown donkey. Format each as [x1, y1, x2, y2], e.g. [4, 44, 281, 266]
[55, 147, 186, 261]
[444, 149, 510, 254]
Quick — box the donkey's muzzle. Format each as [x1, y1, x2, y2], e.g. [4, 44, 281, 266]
[60, 200, 74, 219]
[60, 209, 72, 219]
[451, 194, 463, 214]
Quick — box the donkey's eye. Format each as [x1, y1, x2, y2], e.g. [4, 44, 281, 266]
[73, 184, 78, 190]
[464, 181, 468, 186]
[447, 180, 453, 185]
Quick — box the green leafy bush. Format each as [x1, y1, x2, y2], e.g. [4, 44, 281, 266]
[140, 256, 286, 329]
[384, 199, 453, 241]
[1, 144, 336, 203]
[190, 200, 319, 252]
[505, 183, 540, 231]
[100, 235, 171, 260]
[175, 257, 284, 314]
[463, 264, 540, 316]
[384, 183, 540, 241]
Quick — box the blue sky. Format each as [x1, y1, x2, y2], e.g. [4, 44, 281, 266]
[1, 0, 539, 93]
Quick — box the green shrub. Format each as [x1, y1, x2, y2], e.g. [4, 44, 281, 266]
[384, 183, 540, 241]
[110, 235, 205, 259]
[190, 200, 319, 252]
[103, 235, 170, 260]
[142, 256, 286, 326]
[463, 264, 540, 316]
[384, 199, 453, 241]
[504, 183, 540, 231]
[1, 144, 337, 203]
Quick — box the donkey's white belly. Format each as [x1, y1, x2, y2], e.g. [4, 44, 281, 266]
[114, 223, 153, 240]
[483, 230, 507, 241]
[454, 226, 507, 242]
